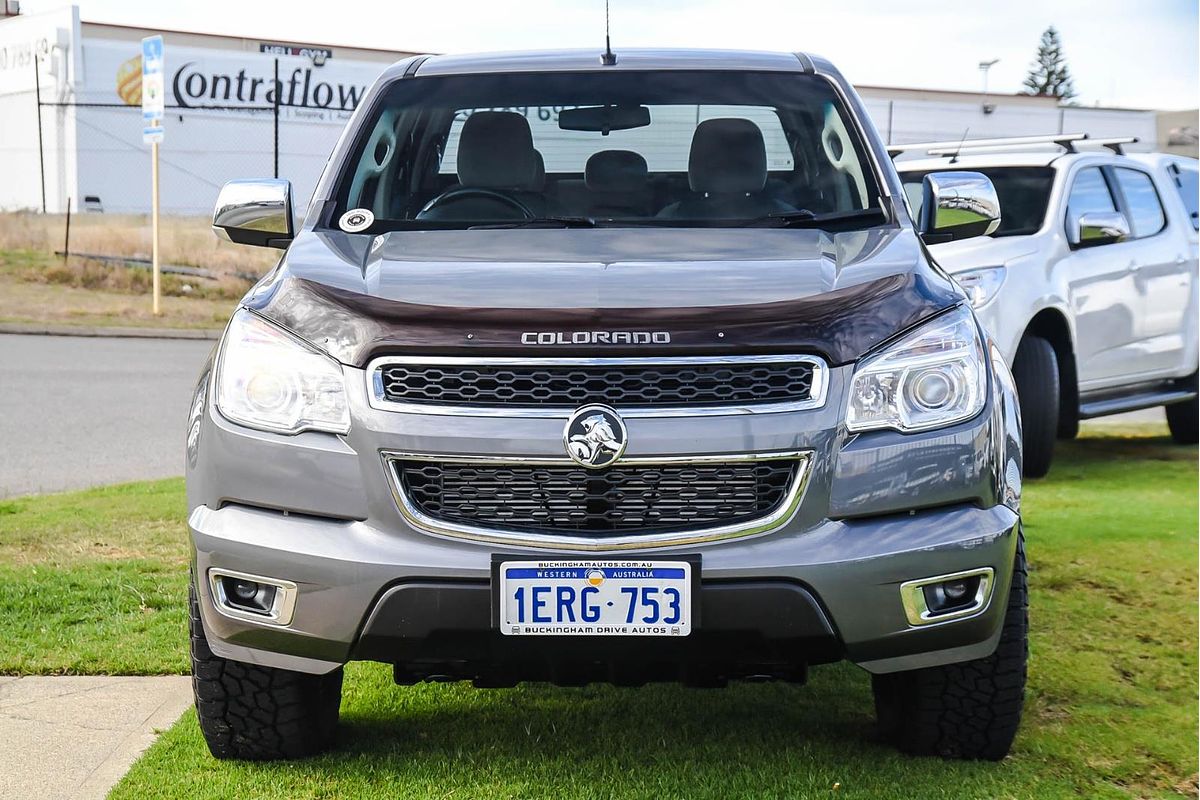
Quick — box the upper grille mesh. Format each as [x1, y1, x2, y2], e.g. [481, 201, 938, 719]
[377, 361, 817, 407]
[396, 460, 797, 537]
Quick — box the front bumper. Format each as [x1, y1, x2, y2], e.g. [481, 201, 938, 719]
[188, 346, 1024, 681]
[191, 499, 1019, 678]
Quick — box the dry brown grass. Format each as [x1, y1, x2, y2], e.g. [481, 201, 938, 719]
[0, 272, 233, 329]
[0, 211, 278, 275]
[0, 210, 268, 329]
[0, 250, 236, 329]
[35, 257, 246, 300]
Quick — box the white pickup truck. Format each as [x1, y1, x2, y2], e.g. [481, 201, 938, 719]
[898, 138, 1198, 476]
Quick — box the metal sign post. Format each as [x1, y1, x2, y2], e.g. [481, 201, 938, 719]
[141, 35, 165, 315]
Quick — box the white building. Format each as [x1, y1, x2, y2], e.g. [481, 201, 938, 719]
[0, 5, 1170, 215]
[0, 6, 413, 214]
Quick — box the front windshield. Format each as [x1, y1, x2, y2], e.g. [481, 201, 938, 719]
[333, 70, 882, 230]
[900, 167, 1055, 237]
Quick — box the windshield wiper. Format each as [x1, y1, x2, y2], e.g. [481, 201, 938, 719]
[745, 207, 889, 229]
[470, 216, 599, 230]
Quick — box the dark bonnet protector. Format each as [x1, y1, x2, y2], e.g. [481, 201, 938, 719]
[243, 227, 960, 367]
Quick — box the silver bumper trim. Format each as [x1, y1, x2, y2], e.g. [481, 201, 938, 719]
[899, 567, 995, 627]
[207, 567, 299, 627]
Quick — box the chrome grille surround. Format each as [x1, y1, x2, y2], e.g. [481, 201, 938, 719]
[382, 450, 813, 551]
[366, 354, 828, 418]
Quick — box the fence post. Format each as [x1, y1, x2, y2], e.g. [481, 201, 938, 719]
[273, 57, 280, 179]
[63, 196, 71, 259]
[33, 57, 47, 213]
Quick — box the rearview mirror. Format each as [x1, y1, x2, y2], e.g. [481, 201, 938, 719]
[212, 179, 294, 249]
[558, 105, 651, 134]
[1069, 211, 1130, 248]
[918, 171, 1001, 244]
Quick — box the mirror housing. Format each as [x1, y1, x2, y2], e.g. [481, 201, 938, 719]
[1069, 211, 1130, 248]
[212, 179, 294, 249]
[918, 171, 1001, 244]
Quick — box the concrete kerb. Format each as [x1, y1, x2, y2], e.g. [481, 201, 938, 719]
[0, 323, 220, 340]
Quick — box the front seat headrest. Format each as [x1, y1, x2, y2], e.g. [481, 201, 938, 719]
[687, 118, 768, 194]
[457, 111, 538, 190]
[585, 150, 649, 192]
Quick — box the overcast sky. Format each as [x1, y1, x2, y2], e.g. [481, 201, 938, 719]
[21, 0, 1200, 109]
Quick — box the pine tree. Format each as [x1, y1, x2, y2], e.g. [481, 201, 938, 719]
[1022, 27, 1077, 100]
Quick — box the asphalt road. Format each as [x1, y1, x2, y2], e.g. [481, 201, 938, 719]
[0, 334, 214, 498]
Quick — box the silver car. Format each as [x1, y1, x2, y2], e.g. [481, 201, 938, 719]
[187, 48, 1026, 762]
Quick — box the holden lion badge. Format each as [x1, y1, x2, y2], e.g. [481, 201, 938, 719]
[564, 404, 628, 469]
[338, 208, 374, 232]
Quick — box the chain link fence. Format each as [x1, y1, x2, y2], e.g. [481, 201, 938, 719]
[13, 53, 353, 219]
[33, 100, 285, 217]
[0, 60, 351, 278]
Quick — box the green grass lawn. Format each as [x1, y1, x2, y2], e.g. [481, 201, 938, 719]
[0, 480, 190, 674]
[2, 427, 1195, 798]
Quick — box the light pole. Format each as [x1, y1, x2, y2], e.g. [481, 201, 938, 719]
[979, 58, 1000, 115]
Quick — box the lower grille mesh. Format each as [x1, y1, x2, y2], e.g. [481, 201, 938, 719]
[395, 460, 797, 537]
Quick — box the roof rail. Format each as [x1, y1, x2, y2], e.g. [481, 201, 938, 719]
[888, 133, 1091, 159]
[888, 133, 1141, 160]
[1079, 136, 1139, 155]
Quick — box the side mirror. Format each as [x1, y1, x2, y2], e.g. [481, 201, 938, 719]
[212, 179, 294, 249]
[918, 171, 1001, 244]
[1069, 211, 1130, 248]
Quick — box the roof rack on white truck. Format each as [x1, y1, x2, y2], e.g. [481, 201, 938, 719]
[887, 134, 1140, 159]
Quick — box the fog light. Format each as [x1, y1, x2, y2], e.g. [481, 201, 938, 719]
[901, 568, 994, 626]
[232, 580, 260, 601]
[219, 575, 276, 613]
[942, 579, 970, 601]
[922, 575, 982, 615]
[208, 569, 297, 625]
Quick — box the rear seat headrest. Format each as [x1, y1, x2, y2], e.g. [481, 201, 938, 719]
[529, 150, 546, 191]
[585, 150, 649, 192]
[687, 118, 767, 194]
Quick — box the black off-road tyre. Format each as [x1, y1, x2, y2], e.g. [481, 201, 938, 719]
[1165, 397, 1198, 444]
[189, 581, 343, 760]
[1164, 372, 1199, 444]
[1056, 408, 1079, 440]
[872, 534, 1028, 761]
[1012, 336, 1059, 478]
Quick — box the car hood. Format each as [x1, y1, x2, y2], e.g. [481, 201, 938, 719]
[244, 226, 961, 367]
[926, 234, 1040, 274]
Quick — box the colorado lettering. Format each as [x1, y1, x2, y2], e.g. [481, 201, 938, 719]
[520, 331, 672, 345]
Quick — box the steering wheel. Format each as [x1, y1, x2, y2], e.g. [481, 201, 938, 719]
[418, 187, 536, 219]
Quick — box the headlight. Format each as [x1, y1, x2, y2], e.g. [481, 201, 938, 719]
[953, 266, 1006, 309]
[846, 304, 986, 433]
[215, 308, 350, 435]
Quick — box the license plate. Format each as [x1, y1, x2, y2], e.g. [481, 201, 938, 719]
[496, 559, 695, 636]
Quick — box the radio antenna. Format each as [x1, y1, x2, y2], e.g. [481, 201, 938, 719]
[949, 127, 970, 164]
[600, 0, 617, 65]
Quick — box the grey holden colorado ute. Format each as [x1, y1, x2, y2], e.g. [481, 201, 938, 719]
[190, 48, 1027, 762]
